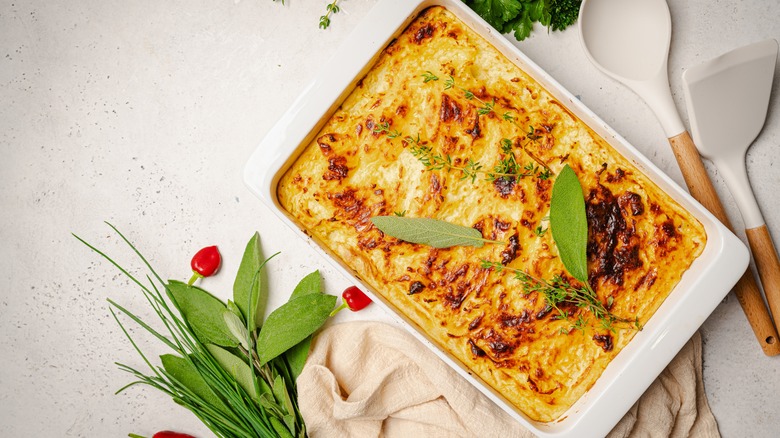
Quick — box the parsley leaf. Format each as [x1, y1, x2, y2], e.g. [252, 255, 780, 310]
[468, 0, 524, 30]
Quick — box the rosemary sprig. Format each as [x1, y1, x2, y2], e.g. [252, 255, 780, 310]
[319, 0, 339, 29]
[481, 260, 642, 333]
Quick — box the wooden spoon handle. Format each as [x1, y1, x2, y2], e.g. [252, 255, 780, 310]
[746, 225, 780, 326]
[669, 131, 780, 355]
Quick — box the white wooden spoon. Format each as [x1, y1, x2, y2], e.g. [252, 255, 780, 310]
[578, 0, 780, 355]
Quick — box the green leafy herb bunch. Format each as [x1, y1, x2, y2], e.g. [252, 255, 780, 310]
[75, 224, 338, 438]
[463, 0, 583, 41]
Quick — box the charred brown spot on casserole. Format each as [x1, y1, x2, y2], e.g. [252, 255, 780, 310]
[501, 234, 521, 265]
[439, 94, 463, 123]
[586, 183, 642, 286]
[618, 191, 644, 216]
[465, 114, 482, 139]
[413, 22, 436, 44]
[468, 338, 487, 357]
[493, 176, 516, 197]
[409, 280, 425, 295]
[323, 156, 349, 181]
[593, 333, 614, 352]
[365, 116, 377, 134]
[276, 6, 706, 424]
[468, 313, 484, 330]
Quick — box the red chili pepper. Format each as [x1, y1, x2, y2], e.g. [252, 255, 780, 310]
[330, 286, 372, 316]
[188, 245, 221, 285]
[153, 432, 196, 438]
[128, 432, 196, 438]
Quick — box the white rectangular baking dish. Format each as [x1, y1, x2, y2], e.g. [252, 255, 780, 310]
[244, 0, 749, 436]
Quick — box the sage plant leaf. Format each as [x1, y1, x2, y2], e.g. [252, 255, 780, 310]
[233, 232, 267, 331]
[256, 293, 337, 365]
[289, 270, 321, 300]
[160, 354, 236, 421]
[284, 336, 311, 381]
[549, 164, 589, 285]
[371, 216, 494, 248]
[167, 280, 237, 348]
[205, 344, 258, 400]
[223, 309, 250, 350]
[283, 271, 321, 379]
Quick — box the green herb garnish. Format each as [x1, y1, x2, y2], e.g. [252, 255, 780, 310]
[370, 216, 504, 248]
[437, 75, 553, 175]
[318, 0, 339, 29]
[444, 75, 496, 117]
[549, 164, 589, 284]
[422, 71, 440, 83]
[481, 261, 640, 332]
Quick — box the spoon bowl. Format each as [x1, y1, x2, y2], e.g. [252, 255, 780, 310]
[579, 0, 682, 136]
[580, 0, 670, 81]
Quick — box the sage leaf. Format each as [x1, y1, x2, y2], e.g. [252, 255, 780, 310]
[284, 336, 311, 381]
[549, 164, 589, 285]
[205, 344, 258, 400]
[226, 299, 244, 320]
[256, 293, 337, 365]
[283, 414, 296, 436]
[223, 309, 250, 350]
[270, 416, 295, 438]
[167, 280, 237, 348]
[272, 374, 292, 415]
[160, 354, 236, 421]
[284, 271, 321, 378]
[259, 393, 284, 417]
[290, 270, 321, 300]
[371, 216, 497, 248]
[233, 232, 267, 331]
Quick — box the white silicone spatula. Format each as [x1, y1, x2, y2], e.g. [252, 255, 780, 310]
[578, 0, 780, 355]
[682, 39, 780, 331]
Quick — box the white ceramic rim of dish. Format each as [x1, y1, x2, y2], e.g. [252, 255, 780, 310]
[243, 0, 749, 436]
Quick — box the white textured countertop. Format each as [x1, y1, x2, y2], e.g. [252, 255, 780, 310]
[1, 1, 778, 437]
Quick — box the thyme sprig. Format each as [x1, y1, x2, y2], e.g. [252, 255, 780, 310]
[373, 122, 546, 183]
[422, 71, 439, 83]
[481, 260, 642, 333]
[413, 145, 485, 183]
[319, 0, 339, 29]
[443, 75, 496, 116]
[439, 74, 553, 175]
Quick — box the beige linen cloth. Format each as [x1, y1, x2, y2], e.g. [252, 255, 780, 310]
[298, 321, 719, 438]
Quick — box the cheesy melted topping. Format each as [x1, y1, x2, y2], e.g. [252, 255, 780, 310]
[277, 7, 706, 422]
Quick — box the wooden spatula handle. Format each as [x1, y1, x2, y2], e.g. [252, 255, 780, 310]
[669, 131, 780, 356]
[746, 225, 780, 325]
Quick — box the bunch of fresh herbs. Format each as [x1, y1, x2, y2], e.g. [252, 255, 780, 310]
[76, 225, 336, 438]
[463, 0, 583, 41]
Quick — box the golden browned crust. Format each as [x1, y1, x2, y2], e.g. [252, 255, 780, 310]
[277, 6, 706, 422]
